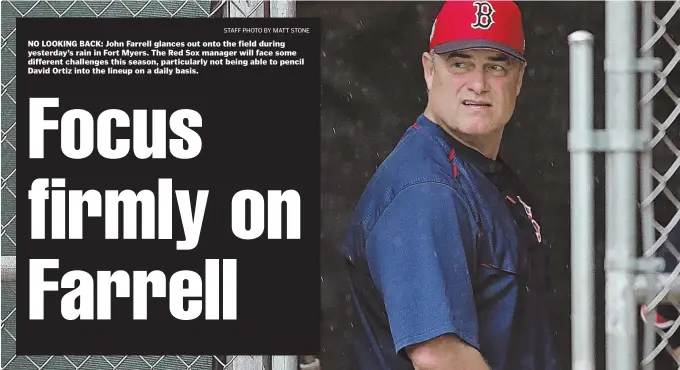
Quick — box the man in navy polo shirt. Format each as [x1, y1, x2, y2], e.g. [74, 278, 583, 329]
[342, 1, 558, 369]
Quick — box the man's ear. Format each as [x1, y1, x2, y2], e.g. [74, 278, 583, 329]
[423, 51, 435, 91]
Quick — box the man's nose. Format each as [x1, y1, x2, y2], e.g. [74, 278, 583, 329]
[465, 67, 488, 95]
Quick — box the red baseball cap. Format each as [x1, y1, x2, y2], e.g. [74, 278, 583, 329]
[429, 0, 526, 62]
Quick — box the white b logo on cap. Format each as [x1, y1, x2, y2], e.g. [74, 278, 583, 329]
[471, 1, 495, 30]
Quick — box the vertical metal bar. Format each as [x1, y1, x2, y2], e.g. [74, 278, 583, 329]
[270, 1, 296, 18]
[568, 30, 596, 370]
[1, 256, 16, 282]
[640, 2, 657, 369]
[605, 2, 639, 370]
[273, 356, 300, 370]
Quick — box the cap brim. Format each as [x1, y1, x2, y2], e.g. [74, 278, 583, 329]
[434, 39, 525, 63]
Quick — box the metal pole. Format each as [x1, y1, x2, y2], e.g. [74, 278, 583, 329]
[1, 256, 16, 282]
[270, 1, 295, 17]
[605, 2, 639, 370]
[634, 274, 680, 302]
[640, 1, 657, 369]
[274, 356, 302, 370]
[568, 30, 596, 370]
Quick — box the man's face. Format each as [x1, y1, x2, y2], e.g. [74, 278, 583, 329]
[423, 48, 525, 137]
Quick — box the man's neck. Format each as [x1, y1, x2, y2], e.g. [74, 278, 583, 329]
[423, 111, 503, 160]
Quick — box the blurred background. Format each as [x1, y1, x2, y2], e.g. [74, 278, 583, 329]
[305, 1, 603, 369]
[301, 1, 678, 369]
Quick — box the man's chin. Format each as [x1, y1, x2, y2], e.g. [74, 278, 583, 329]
[458, 121, 501, 137]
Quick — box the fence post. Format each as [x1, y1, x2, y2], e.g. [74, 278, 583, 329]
[604, 2, 639, 370]
[639, 1, 656, 369]
[568, 29, 596, 370]
[1, 256, 15, 282]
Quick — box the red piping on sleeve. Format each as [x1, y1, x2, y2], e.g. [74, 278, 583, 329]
[449, 149, 458, 177]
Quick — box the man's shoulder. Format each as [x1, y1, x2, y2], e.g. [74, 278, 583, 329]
[356, 126, 466, 211]
[343, 126, 480, 251]
[373, 125, 461, 189]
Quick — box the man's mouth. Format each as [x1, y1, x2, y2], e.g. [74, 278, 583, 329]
[462, 100, 492, 107]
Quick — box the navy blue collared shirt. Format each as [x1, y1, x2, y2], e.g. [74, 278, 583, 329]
[342, 114, 558, 369]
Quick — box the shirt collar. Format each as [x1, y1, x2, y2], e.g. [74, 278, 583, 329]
[415, 114, 505, 175]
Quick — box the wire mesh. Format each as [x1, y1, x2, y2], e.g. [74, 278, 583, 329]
[0, 1, 282, 369]
[638, 0, 680, 367]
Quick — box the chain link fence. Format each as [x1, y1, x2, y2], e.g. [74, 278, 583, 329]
[568, 1, 680, 369]
[0, 1, 302, 369]
[639, 0, 680, 368]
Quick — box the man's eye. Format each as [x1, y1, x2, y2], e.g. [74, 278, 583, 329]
[489, 64, 505, 71]
[453, 62, 467, 68]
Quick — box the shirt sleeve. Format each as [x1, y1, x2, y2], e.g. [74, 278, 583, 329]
[364, 182, 479, 355]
